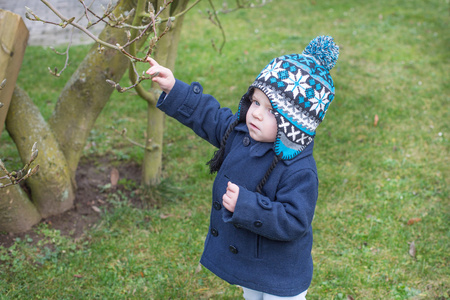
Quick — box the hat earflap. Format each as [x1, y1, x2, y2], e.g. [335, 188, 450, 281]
[237, 87, 254, 122]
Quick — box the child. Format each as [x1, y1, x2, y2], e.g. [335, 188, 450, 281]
[146, 35, 339, 299]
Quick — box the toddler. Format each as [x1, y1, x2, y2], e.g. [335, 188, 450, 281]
[146, 35, 339, 299]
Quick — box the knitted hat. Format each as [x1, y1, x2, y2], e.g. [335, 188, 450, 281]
[237, 35, 339, 160]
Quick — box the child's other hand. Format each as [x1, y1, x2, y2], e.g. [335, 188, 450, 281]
[146, 57, 175, 94]
[223, 181, 239, 213]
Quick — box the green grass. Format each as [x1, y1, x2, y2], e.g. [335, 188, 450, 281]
[1, 0, 449, 298]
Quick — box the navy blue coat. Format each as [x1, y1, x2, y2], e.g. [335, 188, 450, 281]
[157, 79, 319, 296]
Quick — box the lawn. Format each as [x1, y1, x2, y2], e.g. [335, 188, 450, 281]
[0, 0, 449, 299]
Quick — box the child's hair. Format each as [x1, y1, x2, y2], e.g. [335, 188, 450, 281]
[255, 154, 282, 194]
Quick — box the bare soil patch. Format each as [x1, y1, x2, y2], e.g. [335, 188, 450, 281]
[0, 157, 142, 248]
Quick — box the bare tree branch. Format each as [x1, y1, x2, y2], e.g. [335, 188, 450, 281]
[111, 126, 159, 151]
[29, 0, 271, 90]
[47, 33, 73, 77]
[207, 0, 226, 54]
[0, 142, 40, 189]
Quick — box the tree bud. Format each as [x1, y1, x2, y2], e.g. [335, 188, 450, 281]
[148, 3, 155, 13]
[106, 80, 116, 87]
[30, 165, 40, 176]
[166, 17, 175, 29]
[30, 150, 39, 162]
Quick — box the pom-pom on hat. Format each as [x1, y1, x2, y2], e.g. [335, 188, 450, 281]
[237, 35, 339, 160]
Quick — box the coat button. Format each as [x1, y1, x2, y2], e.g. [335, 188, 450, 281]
[243, 136, 250, 147]
[229, 245, 238, 254]
[213, 201, 222, 210]
[254, 220, 263, 228]
[193, 85, 201, 94]
[211, 228, 219, 237]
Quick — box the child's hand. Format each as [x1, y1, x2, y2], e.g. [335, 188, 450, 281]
[146, 57, 176, 94]
[222, 181, 239, 213]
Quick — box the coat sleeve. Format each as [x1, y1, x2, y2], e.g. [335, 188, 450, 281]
[222, 167, 318, 242]
[157, 79, 236, 148]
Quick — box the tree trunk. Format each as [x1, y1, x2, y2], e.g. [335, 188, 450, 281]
[0, 0, 191, 232]
[5, 87, 74, 218]
[0, 175, 41, 233]
[142, 0, 189, 186]
[48, 0, 136, 180]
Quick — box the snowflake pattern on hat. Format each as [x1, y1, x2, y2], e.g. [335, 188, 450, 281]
[238, 36, 339, 160]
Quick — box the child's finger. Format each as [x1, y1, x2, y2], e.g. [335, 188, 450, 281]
[150, 71, 160, 78]
[146, 57, 159, 67]
[145, 66, 160, 77]
[145, 58, 161, 76]
[227, 182, 239, 193]
[222, 193, 230, 204]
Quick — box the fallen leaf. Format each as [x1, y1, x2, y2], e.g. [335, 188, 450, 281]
[407, 217, 422, 225]
[347, 296, 355, 300]
[408, 241, 416, 258]
[74, 274, 83, 278]
[195, 263, 202, 274]
[374, 114, 379, 126]
[110, 168, 119, 188]
[92, 206, 101, 213]
[160, 213, 174, 219]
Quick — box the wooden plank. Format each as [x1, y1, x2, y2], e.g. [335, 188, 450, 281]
[0, 9, 29, 136]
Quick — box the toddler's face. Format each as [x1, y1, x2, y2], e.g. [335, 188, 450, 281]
[246, 88, 277, 143]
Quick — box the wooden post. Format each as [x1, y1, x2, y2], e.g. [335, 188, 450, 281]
[0, 9, 29, 135]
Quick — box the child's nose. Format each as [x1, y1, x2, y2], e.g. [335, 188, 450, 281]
[253, 107, 263, 119]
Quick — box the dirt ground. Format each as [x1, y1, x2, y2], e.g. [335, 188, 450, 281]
[0, 157, 142, 248]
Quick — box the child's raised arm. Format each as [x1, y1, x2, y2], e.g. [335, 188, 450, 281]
[146, 58, 176, 95]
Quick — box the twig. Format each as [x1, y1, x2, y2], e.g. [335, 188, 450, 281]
[111, 126, 159, 152]
[31, 1, 119, 50]
[0, 142, 40, 188]
[107, 0, 175, 96]
[160, 0, 202, 20]
[207, 0, 226, 54]
[85, 0, 117, 28]
[47, 32, 73, 77]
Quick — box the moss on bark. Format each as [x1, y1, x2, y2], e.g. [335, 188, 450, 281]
[0, 175, 41, 233]
[5, 87, 74, 218]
